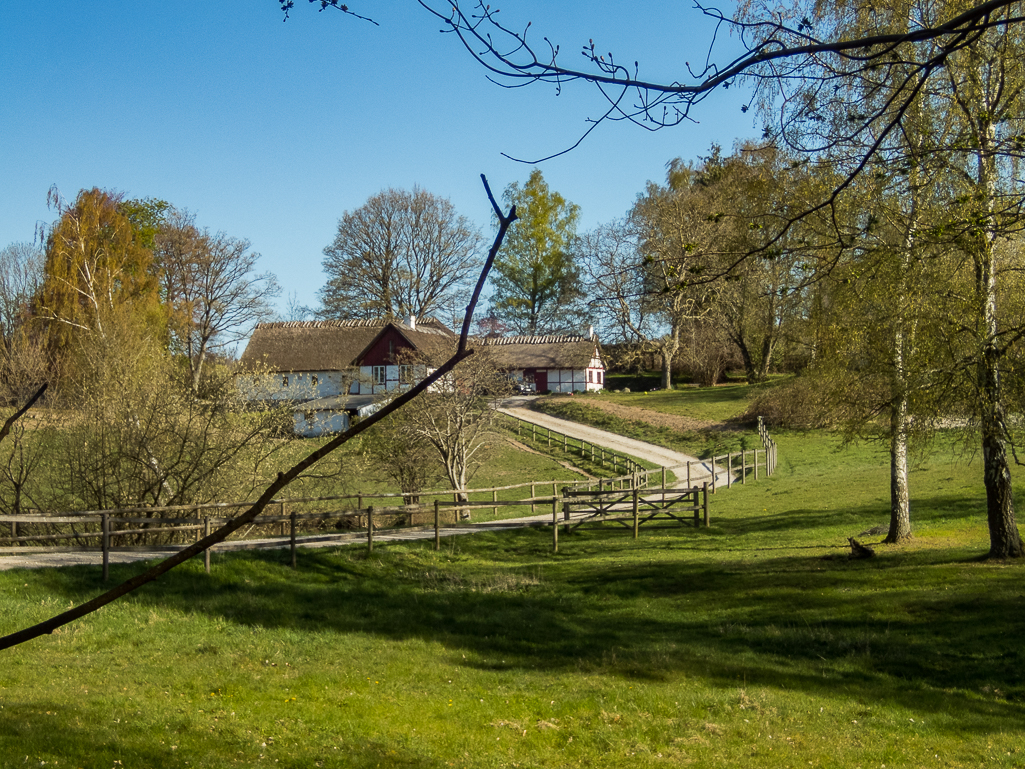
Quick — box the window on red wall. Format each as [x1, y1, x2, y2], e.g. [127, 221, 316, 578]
[588, 370, 593, 383]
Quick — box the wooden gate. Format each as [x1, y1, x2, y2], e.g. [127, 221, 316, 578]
[561, 483, 709, 536]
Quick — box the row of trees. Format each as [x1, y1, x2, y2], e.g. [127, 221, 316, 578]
[318, 171, 587, 336]
[0, 188, 292, 521]
[317, 165, 813, 388]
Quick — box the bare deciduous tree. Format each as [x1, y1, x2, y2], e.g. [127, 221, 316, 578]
[156, 209, 280, 394]
[0, 242, 43, 354]
[386, 346, 510, 513]
[320, 187, 482, 322]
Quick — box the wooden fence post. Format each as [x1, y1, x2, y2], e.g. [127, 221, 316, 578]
[632, 487, 639, 540]
[547, 428, 551, 448]
[727, 453, 733, 488]
[101, 513, 110, 582]
[711, 458, 717, 494]
[492, 489, 498, 517]
[703, 482, 710, 527]
[290, 508, 297, 569]
[755, 450, 760, 481]
[531, 483, 536, 516]
[742, 451, 747, 485]
[552, 494, 559, 553]
[367, 506, 374, 553]
[204, 517, 211, 574]
[434, 499, 440, 551]
[562, 487, 571, 523]
[687, 461, 692, 488]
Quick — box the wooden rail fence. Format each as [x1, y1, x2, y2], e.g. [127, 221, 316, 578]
[503, 410, 777, 492]
[0, 419, 778, 576]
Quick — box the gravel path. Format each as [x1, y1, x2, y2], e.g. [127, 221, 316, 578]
[1, 402, 725, 572]
[498, 406, 724, 487]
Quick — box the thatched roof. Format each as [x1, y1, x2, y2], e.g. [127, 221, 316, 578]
[477, 334, 602, 370]
[354, 323, 459, 367]
[240, 318, 455, 372]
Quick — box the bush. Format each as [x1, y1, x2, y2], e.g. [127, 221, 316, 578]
[745, 376, 834, 429]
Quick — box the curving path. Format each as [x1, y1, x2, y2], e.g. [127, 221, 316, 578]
[498, 403, 725, 488]
[0, 402, 729, 572]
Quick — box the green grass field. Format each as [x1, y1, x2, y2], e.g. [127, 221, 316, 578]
[1, 415, 1023, 768]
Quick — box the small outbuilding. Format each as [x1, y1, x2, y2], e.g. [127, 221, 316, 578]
[480, 333, 605, 393]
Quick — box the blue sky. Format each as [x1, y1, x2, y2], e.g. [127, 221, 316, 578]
[1, 1, 756, 317]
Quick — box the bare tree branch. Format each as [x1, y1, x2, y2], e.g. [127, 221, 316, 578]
[0, 384, 47, 446]
[0, 177, 516, 652]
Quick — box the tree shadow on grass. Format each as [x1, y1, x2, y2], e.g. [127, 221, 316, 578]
[28, 524, 1025, 739]
[0, 697, 443, 769]
[717, 494, 985, 540]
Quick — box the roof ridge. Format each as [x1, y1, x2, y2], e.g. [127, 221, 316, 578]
[255, 316, 451, 331]
[479, 334, 589, 345]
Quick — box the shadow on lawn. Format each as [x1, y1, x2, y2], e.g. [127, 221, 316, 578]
[719, 493, 984, 539]
[31, 519, 1025, 739]
[0, 697, 443, 769]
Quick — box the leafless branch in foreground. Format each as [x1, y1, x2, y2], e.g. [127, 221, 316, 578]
[0, 176, 516, 652]
[0, 384, 47, 447]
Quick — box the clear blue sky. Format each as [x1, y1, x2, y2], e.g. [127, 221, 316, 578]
[1, 1, 756, 316]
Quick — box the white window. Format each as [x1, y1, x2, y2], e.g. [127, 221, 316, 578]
[372, 366, 386, 386]
[282, 375, 289, 387]
[399, 364, 413, 383]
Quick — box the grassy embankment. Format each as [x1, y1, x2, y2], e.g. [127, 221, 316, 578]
[529, 382, 765, 460]
[0, 381, 1022, 768]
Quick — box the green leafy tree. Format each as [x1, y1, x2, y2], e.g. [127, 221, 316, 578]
[490, 169, 583, 335]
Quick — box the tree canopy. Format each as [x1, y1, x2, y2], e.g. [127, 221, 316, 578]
[489, 169, 583, 336]
[320, 187, 482, 323]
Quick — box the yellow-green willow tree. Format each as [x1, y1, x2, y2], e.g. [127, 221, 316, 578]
[37, 187, 165, 362]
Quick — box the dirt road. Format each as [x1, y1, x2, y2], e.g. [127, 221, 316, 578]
[498, 406, 723, 486]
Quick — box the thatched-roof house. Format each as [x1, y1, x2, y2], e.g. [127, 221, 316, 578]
[238, 319, 605, 435]
[480, 334, 605, 393]
[239, 316, 457, 435]
[239, 317, 457, 399]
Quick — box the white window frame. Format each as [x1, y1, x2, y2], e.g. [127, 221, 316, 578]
[372, 366, 386, 386]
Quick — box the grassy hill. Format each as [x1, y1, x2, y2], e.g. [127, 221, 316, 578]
[0, 387, 1022, 768]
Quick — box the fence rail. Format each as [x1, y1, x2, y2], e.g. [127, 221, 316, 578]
[0, 417, 778, 577]
[502, 410, 777, 493]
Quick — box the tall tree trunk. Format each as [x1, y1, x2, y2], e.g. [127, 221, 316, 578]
[887, 333, 912, 543]
[659, 324, 682, 389]
[975, 118, 1023, 558]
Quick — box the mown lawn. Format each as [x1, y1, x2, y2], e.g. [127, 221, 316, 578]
[0, 427, 1023, 768]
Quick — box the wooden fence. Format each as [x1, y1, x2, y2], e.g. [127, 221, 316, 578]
[502, 410, 777, 493]
[0, 418, 778, 576]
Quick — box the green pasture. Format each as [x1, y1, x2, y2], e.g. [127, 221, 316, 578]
[530, 397, 753, 460]
[1, 424, 1023, 768]
[604, 380, 764, 423]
